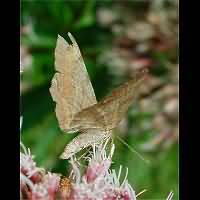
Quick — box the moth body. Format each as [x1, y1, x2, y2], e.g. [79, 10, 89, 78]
[60, 129, 111, 159]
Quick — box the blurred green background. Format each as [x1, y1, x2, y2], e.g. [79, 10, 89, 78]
[20, 1, 178, 199]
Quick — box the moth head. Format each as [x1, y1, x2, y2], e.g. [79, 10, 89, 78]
[59, 143, 81, 159]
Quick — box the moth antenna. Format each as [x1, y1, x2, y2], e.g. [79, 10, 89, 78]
[115, 135, 150, 164]
[136, 189, 147, 198]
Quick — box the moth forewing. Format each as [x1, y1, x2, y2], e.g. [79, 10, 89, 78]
[70, 69, 149, 132]
[49, 33, 97, 133]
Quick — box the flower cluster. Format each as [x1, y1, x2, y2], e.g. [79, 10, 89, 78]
[20, 138, 174, 200]
[20, 142, 60, 200]
[64, 141, 137, 200]
[20, 118, 173, 200]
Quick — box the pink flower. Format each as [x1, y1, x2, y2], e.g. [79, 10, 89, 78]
[83, 141, 113, 184]
[43, 173, 60, 198]
[68, 141, 136, 200]
[84, 158, 111, 183]
[20, 143, 43, 184]
[20, 141, 60, 200]
[30, 173, 60, 200]
[30, 184, 48, 200]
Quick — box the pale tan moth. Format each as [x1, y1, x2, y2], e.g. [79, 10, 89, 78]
[50, 33, 148, 159]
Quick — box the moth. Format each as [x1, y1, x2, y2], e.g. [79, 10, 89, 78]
[50, 33, 148, 159]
